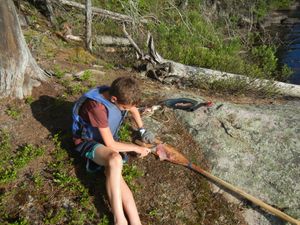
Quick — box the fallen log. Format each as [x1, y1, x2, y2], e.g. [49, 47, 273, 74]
[58, 0, 148, 23]
[123, 24, 300, 98]
[95, 35, 131, 46]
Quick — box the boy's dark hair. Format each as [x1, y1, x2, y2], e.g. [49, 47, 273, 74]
[109, 77, 141, 105]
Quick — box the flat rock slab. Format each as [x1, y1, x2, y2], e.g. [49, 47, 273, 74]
[166, 93, 299, 224]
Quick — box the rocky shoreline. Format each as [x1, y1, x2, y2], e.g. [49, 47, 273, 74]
[152, 90, 300, 225]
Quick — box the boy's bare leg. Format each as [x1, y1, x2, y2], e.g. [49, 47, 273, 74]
[92, 146, 127, 225]
[121, 177, 142, 225]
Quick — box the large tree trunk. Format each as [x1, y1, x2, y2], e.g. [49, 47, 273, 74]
[0, 0, 47, 99]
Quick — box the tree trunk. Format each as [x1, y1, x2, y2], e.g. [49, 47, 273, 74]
[0, 0, 47, 99]
[85, 0, 92, 51]
[45, 0, 58, 29]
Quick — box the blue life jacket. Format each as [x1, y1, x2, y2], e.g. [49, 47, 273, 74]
[72, 86, 126, 143]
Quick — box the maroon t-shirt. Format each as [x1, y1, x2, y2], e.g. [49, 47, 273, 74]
[73, 99, 109, 145]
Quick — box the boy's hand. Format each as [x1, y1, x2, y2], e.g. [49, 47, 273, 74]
[138, 128, 155, 144]
[136, 146, 151, 158]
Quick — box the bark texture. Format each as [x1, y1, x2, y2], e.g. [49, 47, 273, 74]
[0, 0, 47, 99]
[95, 36, 131, 46]
[85, 0, 92, 51]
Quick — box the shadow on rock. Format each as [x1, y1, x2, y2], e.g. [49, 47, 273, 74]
[31, 95, 113, 223]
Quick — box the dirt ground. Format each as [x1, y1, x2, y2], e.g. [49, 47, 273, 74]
[0, 59, 251, 225]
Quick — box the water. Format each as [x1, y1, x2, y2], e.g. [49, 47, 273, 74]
[277, 3, 300, 84]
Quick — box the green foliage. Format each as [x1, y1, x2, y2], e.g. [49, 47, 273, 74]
[53, 171, 78, 187]
[148, 208, 159, 218]
[32, 173, 44, 188]
[0, 130, 11, 156]
[60, 79, 88, 96]
[103, 62, 115, 70]
[193, 76, 279, 97]
[25, 96, 35, 104]
[9, 218, 30, 225]
[148, 11, 272, 80]
[6, 106, 21, 120]
[53, 65, 66, 79]
[80, 70, 92, 81]
[97, 215, 109, 225]
[52, 133, 69, 161]
[44, 208, 67, 224]
[142, 0, 293, 86]
[122, 164, 143, 191]
[251, 45, 277, 77]
[0, 144, 44, 184]
[278, 64, 293, 81]
[68, 47, 96, 64]
[118, 122, 132, 142]
[69, 83, 89, 95]
[255, 0, 295, 16]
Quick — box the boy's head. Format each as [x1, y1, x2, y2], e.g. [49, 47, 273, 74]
[109, 77, 141, 109]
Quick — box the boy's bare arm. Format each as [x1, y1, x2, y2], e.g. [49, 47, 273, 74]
[128, 106, 143, 129]
[99, 127, 150, 157]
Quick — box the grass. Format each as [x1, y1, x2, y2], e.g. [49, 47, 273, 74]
[98, 215, 109, 225]
[68, 47, 97, 64]
[90, 0, 293, 90]
[53, 65, 66, 79]
[44, 208, 67, 224]
[0, 130, 11, 160]
[0, 144, 45, 184]
[122, 164, 144, 192]
[192, 75, 280, 97]
[25, 96, 35, 105]
[6, 106, 21, 120]
[148, 208, 159, 218]
[118, 122, 132, 142]
[79, 70, 92, 81]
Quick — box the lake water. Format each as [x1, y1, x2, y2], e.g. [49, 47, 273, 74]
[276, 2, 300, 84]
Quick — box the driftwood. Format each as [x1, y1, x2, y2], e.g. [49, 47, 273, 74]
[122, 24, 300, 98]
[58, 0, 148, 23]
[55, 23, 82, 42]
[95, 35, 131, 46]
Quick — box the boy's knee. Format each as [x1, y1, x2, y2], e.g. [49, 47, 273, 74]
[107, 151, 122, 168]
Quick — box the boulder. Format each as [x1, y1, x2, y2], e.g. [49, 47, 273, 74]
[167, 93, 300, 225]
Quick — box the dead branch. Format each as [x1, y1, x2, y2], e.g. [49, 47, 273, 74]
[95, 35, 131, 46]
[85, 0, 92, 51]
[58, 0, 148, 23]
[122, 23, 144, 59]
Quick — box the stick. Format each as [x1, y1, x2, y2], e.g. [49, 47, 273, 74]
[58, 0, 148, 23]
[135, 140, 300, 225]
[189, 163, 300, 225]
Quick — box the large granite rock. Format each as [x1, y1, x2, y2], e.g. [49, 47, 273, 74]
[168, 93, 299, 225]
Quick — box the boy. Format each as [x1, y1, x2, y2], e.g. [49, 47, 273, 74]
[72, 76, 154, 225]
